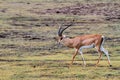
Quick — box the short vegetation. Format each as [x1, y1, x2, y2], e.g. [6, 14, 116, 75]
[0, 0, 120, 80]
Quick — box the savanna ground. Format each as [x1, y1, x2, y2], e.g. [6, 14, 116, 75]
[0, 0, 120, 80]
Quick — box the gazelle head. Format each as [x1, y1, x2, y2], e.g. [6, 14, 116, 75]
[54, 20, 74, 44]
[57, 26, 70, 43]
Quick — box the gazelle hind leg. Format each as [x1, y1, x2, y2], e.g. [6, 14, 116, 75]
[100, 46, 112, 67]
[95, 44, 104, 67]
[96, 49, 103, 67]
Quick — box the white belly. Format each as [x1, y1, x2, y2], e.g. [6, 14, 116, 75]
[80, 44, 95, 49]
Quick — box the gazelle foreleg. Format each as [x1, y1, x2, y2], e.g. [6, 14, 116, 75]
[69, 49, 78, 67]
[79, 48, 86, 66]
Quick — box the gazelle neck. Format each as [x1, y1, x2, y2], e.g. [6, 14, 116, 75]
[60, 35, 74, 48]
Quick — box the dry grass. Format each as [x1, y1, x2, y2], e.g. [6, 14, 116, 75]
[0, 0, 120, 80]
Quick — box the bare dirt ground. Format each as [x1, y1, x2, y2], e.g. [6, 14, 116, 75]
[30, 3, 120, 23]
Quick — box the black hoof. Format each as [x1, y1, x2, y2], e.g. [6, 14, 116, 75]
[33, 65, 36, 68]
[110, 65, 112, 67]
[67, 66, 70, 69]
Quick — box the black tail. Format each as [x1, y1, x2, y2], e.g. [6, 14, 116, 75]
[100, 36, 105, 49]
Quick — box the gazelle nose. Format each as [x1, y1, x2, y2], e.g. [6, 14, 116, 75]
[58, 41, 60, 45]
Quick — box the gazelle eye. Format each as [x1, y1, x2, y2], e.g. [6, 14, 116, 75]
[60, 37, 63, 40]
